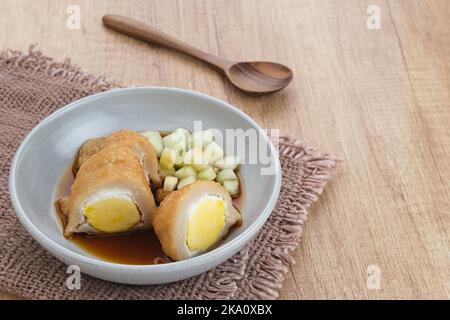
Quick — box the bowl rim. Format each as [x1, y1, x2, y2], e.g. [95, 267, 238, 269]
[9, 86, 281, 272]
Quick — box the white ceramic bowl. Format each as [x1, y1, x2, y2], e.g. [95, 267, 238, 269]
[9, 87, 281, 285]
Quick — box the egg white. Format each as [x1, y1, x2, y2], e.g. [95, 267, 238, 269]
[176, 194, 234, 259]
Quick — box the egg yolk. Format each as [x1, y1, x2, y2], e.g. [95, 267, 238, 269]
[83, 198, 140, 233]
[187, 197, 226, 251]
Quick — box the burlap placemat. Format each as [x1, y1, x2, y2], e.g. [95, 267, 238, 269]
[0, 47, 337, 300]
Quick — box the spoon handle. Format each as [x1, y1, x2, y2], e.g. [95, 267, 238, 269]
[103, 15, 232, 71]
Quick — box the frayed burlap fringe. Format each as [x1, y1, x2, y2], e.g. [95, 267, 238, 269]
[230, 136, 337, 299]
[0, 45, 116, 91]
[0, 47, 337, 299]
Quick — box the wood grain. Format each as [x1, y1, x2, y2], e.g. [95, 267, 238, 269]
[0, 0, 448, 299]
[102, 14, 293, 93]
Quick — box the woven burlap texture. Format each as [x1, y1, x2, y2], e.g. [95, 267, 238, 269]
[0, 47, 336, 299]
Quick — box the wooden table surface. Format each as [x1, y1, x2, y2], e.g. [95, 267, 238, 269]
[0, 0, 449, 300]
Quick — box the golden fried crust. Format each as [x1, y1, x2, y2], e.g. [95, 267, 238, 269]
[74, 146, 145, 186]
[153, 181, 241, 261]
[74, 129, 161, 186]
[103, 130, 161, 186]
[64, 146, 156, 236]
[152, 186, 184, 260]
[74, 137, 105, 175]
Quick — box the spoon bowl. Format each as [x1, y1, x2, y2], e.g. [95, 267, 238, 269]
[226, 61, 293, 94]
[103, 15, 293, 94]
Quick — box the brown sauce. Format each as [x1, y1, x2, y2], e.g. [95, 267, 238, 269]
[54, 154, 244, 265]
[71, 231, 166, 265]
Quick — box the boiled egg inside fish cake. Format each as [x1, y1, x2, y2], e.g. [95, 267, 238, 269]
[59, 146, 156, 237]
[153, 181, 241, 261]
[82, 193, 140, 233]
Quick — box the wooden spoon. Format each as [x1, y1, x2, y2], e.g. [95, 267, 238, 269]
[103, 15, 293, 94]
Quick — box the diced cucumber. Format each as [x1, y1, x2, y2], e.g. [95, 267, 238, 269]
[192, 163, 210, 171]
[182, 148, 209, 170]
[162, 131, 186, 153]
[160, 148, 178, 170]
[177, 175, 197, 189]
[223, 180, 239, 196]
[214, 155, 240, 170]
[174, 152, 183, 165]
[175, 166, 196, 179]
[141, 130, 163, 157]
[189, 129, 213, 149]
[203, 141, 224, 164]
[174, 128, 191, 141]
[197, 167, 217, 181]
[159, 166, 176, 178]
[163, 176, 178, 192]
[174, 163, 184, 170]
[173, 141, 187, 155]
[217, 168, 238, 183]
[183, 148, 202, 163]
